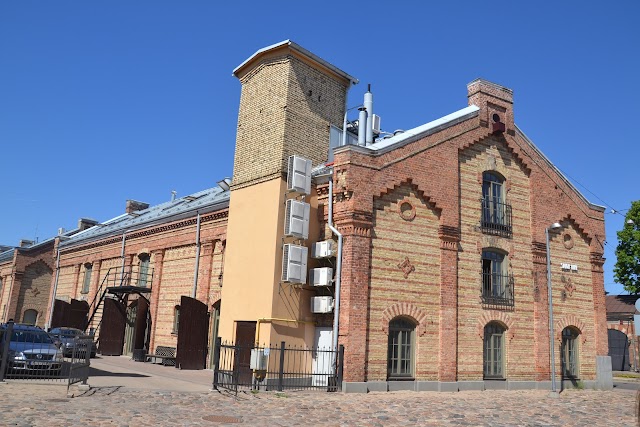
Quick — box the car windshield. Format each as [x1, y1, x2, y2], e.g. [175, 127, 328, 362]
[11, 330, 53, 344]
[60, 331, 80, 337]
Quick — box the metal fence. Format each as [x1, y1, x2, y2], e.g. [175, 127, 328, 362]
[212, 338, 344, 395]
[0, 321, 91, 387]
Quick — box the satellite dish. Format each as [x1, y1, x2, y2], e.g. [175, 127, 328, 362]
[635, 298, 640, 312]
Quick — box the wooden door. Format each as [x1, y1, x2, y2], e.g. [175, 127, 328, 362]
[99, 298, 126, 356]
[50, 299, 69, 329]
[176, 296, 209, 370]
[235, 321, 256, 385]
[69, 299, 89, 330]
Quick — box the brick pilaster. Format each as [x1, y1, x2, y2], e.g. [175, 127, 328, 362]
[532, 242, 551, 381]
[149, 249, 165, 351]
[438, 226, 459, 381]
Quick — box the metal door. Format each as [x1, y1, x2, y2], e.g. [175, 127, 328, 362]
[133, 297, 150, 352]
[312, 327, 333, 386]
[50, 299, 69, 329]
[176, 296, 209, 370]
[234, 321, 256, 385]
[69, 299, 89, 330]
[608, 329, 630, 371]
[99, 298, 126, 356]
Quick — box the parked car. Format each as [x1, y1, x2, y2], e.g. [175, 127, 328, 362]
[0, 324, 64, 374]
[48, 327, 97, 358]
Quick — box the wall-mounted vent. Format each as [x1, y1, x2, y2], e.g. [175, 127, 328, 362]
[287, 155, 312, 195]
[311, 240, 336, 259]
[284, 199, 310, 239]
[311, 296, 334, 314]
[309, 267, 333, 286]
[282, 244, 308, 284]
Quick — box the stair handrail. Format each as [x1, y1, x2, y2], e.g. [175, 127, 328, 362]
[85, 266, 117, 331]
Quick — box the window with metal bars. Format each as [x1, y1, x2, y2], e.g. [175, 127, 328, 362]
[481, 250, 514, 307]
[484, 322, 505, 379]
[387, 317, 415, 379]
[481, 171, 512, 236]
[137, 253, 150, 287]
[81, 263, 92, 294]
[562, 327, 580, 378]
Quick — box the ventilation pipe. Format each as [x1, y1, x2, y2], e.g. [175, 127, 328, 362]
[191, 211, 202, 298]
[357, 107, 367, 146]
[364, 84, 373, 145]
[328, 179, 343, 361]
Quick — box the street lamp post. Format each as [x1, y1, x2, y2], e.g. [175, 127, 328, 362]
[545, 222, 562, 393]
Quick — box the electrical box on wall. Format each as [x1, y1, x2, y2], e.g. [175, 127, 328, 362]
[309, 267, 333, 286]
[287, 155, 312, 195]
[282, 244, 308, 284]
[250, 348, 268, 370]
[284, 199, 310, 239]
[311, 296, 334, 313]
[311, 240, 336, 259]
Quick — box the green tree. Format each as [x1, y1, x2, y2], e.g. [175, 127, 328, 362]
[614, 200, 640, 294]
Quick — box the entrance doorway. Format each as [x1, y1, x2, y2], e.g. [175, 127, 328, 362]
[123, 302, 137, 356]
[235, 321, 256, 384]
[312, 327, 333, 386]
[608, 329, 631, 371]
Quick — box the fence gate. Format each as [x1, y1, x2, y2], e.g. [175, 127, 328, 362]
[67, 337, 93, 390]
[176, 296, 209, 369]
[99, 298, 127, 356]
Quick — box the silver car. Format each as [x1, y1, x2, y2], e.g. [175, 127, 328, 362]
[1, 324, 64, 374]
[49, 327, 97, 358]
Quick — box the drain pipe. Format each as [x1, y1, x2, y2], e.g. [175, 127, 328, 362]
[46, 247, 61, 329]
[328, 178, 343, 355]
[191, 211, 202, 298]
[120, 231, 127, 283]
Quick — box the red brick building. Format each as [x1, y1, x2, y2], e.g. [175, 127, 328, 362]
[44, 40, 611, 391]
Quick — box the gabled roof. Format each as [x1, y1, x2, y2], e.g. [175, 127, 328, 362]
[60, 186, 230, 249]
[233, 40, 358, 85]
[0, 227, 83, 264]
[606, 295, 639, 320]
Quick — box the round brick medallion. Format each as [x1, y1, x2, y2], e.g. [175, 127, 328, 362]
[399, 200, 416, 221]
[563, 233, 574, 250]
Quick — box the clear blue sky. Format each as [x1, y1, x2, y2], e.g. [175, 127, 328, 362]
[1, 2, 638, 295]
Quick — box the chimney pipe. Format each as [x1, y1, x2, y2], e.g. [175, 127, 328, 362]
[364, 84, 373, 144]
[357, 107, 367, 146]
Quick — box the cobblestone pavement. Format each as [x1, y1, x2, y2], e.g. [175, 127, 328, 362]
[0, 383, 636, 426]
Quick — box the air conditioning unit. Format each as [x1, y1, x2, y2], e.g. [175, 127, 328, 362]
[309, 267, 333, 286]
[284, 199, 310, 239]
[250, 348, 268, 370]
[311, 296, 334, 314]
[311, 240, 336, 259]
[282, 244, 308, 284]
[287, 155, 312, 195]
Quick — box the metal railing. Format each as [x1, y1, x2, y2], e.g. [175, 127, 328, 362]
[481, 272, 514, 308]
[212, 339, 344, 395]
[481, 198, 512, 237]
[0, 321, 91, 386]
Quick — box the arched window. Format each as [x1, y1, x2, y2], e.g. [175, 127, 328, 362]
[81, 263, 92, 294]
[387, 317, 416, 379]
[23, 309, 38, 325]
[481, 171, 511, 234]
[481, 249, 513, 305]
[562, 327, 580, 378]
[484, 322, 505, 379]
[138, 253, 150, 287]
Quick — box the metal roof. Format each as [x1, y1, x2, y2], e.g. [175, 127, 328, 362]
[606, 295, 639, 320]
[60, 185, 230, 249]
[233, 40, 358, 85]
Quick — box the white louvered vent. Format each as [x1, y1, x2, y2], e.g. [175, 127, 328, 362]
[310, 296, 334, 313]
[284, 199, 310, 239]
[309, 267, 333, 286]
[311, 240, 336, 259]
[287, 156, 312, 195]
[282, 244, 308, 284]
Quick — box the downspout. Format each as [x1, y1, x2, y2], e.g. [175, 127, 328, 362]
[191, 211, 202, 298]
[328, 178, 343, 355]
[46, 247, 61, 329]
[120, 231, 126, 283]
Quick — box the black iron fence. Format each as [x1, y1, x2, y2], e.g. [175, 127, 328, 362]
[212, 338, 344, 395]
[0, 321, 91, 386]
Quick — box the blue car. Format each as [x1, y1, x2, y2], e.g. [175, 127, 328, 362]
[0, 324, 64, 374]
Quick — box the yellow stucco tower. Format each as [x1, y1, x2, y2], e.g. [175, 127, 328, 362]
[219, 41, 355, 346]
